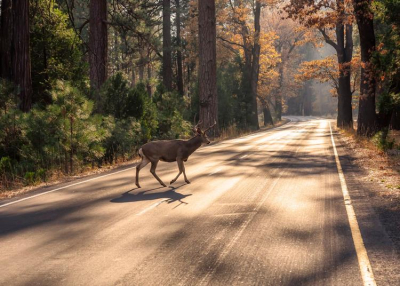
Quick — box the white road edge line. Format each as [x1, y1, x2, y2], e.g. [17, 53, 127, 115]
[329, 122, 376, 286]
[0, 166, 137, 209]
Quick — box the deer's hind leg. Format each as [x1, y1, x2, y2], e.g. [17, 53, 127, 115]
[150, 160, 167, 187]
[135, 150, 150, 188]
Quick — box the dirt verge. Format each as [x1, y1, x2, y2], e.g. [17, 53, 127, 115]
[338, 128, 400, 252]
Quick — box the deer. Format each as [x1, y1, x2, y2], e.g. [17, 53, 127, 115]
[135, 121, 216, 188]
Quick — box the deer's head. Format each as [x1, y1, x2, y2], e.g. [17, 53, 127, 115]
[193, 120, 217, 145]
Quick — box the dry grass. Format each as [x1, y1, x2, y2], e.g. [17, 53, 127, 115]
[340, 128, 400, 192]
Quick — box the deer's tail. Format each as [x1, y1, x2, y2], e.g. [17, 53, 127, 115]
[138, 148, 144, 159]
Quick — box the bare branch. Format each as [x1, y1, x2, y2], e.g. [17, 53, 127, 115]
[318, 28, 338, 51]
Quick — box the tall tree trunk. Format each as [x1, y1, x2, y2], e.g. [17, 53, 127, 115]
[263, 105, 273, 126]
[163, 0, 172, 91]
[176, 0, 184, 96]
[198, 0, 218, 131]
[12, 0, 32, 112]
[336, 22, 353, 129]
[89, 0, 108, 96]
[131, 63, 136, 87]
[391, 105, 400, 130]
[353, 0, 377, 136]
[147, 61, 152, 97]
[275, 62, 284, 121]
[241, 26, 254, 127]
[0, 0, 12, 80]
[138, 64, 144, 82]
[302, 81, 313, 115]
[249, 0, 261, 130]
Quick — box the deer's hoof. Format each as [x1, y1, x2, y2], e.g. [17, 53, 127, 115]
[170, 180, 175, 185]
[185, 180, 191, 184]
[136, 183, 141, 188]
[161, 183, 167, 187]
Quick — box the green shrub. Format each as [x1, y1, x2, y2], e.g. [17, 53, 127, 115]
[372, 129, 395, 151]
[24, 172, 36, 186]
[36, 168, 47, 182]
[98, 73, 145, 119]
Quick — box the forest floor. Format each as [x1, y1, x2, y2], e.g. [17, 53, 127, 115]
[339, 128, 400, 251]
[0, 119, 289, 201]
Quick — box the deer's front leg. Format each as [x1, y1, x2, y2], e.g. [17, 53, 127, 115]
[170, 158, 184, 185]
[150, 161, 166, 187]
[179, 159, 190, 184]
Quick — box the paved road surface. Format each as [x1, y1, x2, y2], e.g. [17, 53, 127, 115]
[0, 117, 397, 285]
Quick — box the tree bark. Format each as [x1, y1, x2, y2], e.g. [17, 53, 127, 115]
[302, 81, 313, 115]
[0, 0, 12, 80]
[147, 61, 152, 98]
[176, 0, 184, 96]
[249, 1, 261, 130]
[163, 0, 172, 91]
[263, 105, 274, 126]
[335, 22, 353, 129]
[198, 0, 218, 132]
[275, 62, 284, 121]
[12, 0, 32, 112]
[391, 105, 400, 130]
[353, 0, 377, 136]
[131, 66, 136, 87]
[89, 0, 108, 95]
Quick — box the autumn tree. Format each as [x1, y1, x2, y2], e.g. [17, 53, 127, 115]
[296, 53, 360, 99]
[217, 0, 271, 129]
[285, 0, 355, 129]
[198, 0, 218, 130]
[262, 9, 306, 121]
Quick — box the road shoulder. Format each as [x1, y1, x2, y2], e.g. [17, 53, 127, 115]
[334, 130, 400, 285]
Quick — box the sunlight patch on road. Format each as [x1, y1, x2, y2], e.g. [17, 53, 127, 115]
[136, 199, 169, 216]
[208, 167, 223, 176]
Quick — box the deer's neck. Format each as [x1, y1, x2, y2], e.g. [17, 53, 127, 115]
[185, 135, 203, 156]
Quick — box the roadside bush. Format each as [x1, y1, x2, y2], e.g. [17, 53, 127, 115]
[372, 129, 395, 151]
[0, 77, 195, 189]
[103, 116, 142, 163]
[140, 96, 158, 141]
[153, 84, 191, 138]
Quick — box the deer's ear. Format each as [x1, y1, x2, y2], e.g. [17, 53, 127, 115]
[196, 127, 202, 134]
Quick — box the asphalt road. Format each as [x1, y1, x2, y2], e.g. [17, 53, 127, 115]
[0, 116, 397, 286]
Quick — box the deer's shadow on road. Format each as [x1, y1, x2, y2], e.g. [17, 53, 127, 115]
[110, 184, 192, 206]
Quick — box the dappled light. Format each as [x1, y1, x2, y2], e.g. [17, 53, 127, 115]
[1, 0, 400, 283]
